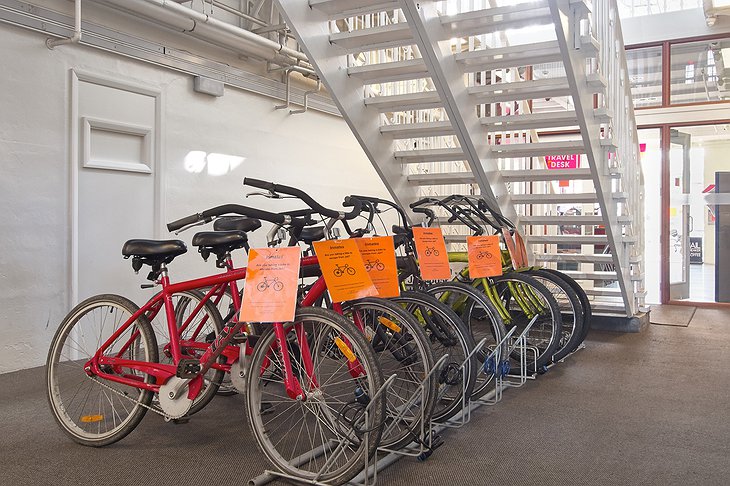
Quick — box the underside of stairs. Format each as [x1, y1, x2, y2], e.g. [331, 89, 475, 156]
[276, 0, 645, 319]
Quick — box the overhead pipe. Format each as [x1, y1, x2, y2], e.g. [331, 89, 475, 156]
[47, 0, 82, 48]
[93, 0, 309, 65]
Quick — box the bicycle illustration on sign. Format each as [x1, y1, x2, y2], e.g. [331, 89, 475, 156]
[424, 246, 440, 257]
[256, 276, 284, 292]
[476, 250, 493, 260]
[333, 263, 356, 277]
[364, 259, 386, 271]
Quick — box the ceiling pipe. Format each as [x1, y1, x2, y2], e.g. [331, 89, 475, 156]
[47, 0, 82, 48]
[92, 0, 309, 65]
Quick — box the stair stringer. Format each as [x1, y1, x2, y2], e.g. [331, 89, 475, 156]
[550, 0, 636, 316]
[274, 0, 420, 215]
[397, 0, 519, 226]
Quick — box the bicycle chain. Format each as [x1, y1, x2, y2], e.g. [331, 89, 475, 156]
[87, 375, 171, 419]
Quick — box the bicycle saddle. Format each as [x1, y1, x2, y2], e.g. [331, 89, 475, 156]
[299, 226, 325, 244]
[213, 216, 262, 233]
[122, 239, 187, 261]
[192, 231, 248, 261]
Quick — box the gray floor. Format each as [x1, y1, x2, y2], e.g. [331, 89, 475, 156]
[2, 308, 730, 485]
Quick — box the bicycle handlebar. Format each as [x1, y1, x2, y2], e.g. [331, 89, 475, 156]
[243, 178, 362, 220]
[167, 204, 306, 232]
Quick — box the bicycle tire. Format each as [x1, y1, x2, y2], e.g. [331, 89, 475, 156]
[390, 291, 477, 423]
[488, 272, 563, 370]
[46, 294, 158, 447]
[341, 297, 436, 451]
[245, 307, 385, 485]
[540, 268, 592, 343]
[424, 282, 507, 400]
[527, 269, 584, 362]
[170, 289, 225, 415]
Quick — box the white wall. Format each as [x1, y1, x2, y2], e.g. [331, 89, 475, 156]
[0, 22, 390, 373]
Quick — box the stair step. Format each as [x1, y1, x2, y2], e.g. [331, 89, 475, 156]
[408, 172, 476, 185]
[528, 234, 638, 245]
[560, 270, 644, 282]
[533, 253, 614, 263]
[310, 0, 399, 18]
[527, 235, 609, 245]
[364, 91, 442, 112]
[511, 193, 598, 204]
[587, 72, 608, 90]
[468, 78, 572, 103]
[481, 111, 579, 131]
[394, 147, 465, 163]
[380, 121, 454, 139]
[501, 168, 593, 182]
[455, 41, 562, 72]
[590, 301, 630, 313]
[583, 287, 623, 297]
[330, 22, 411, 52]
[444, 234, 468, 243]
[492, 140, 586, 158]
[442, 1, 553, 38]
[348, 59, 429, 84]
[520, 215, 632, 225]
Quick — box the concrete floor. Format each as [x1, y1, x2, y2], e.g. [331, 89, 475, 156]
[1, 307, 729, 485]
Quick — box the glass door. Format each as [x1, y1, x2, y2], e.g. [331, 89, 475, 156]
[669, 129, 691, 300]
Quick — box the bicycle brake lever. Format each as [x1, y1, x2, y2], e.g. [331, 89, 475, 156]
[246, 190, 283, 199]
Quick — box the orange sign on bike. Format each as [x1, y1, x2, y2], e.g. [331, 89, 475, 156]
[313, 239, 378, 303]
[467, 235, 503, 278]
[412, 227, 451, 280]
[240, 246, 301, 323]
[502, 227, 529, 269]
[355, 236, 400, 298]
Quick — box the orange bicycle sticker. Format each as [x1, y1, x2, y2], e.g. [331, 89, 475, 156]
[355, 236, 400, 298]
[467, 235, 503, 278]
[313, 239, 378, 303]
[412, 227, 451, 280]
[240, 246, 301, 323]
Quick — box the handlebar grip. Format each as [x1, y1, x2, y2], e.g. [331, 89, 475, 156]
[167, 213, 203, 232]
[243, 177, 276, 192]
[410, 197, 433, 208]
[342, 196, 363, 220]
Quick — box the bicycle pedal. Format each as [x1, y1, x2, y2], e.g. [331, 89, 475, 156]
[430, 434, 445, 450]
[172, 416, 190, 424]
[230, 332, 248, 344]
[176, 359, 201, 378]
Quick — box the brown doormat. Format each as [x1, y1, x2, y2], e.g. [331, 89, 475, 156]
[649, 305, 696, 327]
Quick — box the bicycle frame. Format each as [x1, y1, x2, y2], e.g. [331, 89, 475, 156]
[86, 264, 319, 401]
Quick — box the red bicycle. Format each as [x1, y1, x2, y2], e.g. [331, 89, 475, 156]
[170, 180, 436, 450]
[45, 204, 385, 485]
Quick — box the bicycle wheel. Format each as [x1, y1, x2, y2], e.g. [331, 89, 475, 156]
[488, 272, 562, 371]
[425, 282, 507, 400]
[246, 307, 385, 485]
[163, 289, 224, 415]
[391, 291, 477, 423]
[341, 297, 435, 450]
[46, 294, 158, 447]
[527, 269, 584, 362]
[540, 268, 592, 343]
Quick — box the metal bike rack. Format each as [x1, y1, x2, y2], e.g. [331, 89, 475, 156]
[251, 314, 580, 486]
[249, 374, 398, 486]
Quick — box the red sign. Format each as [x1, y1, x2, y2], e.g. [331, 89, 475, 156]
[545, 154, 578, 170]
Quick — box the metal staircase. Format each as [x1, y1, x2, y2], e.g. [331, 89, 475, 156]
[275, 0, 645, 320]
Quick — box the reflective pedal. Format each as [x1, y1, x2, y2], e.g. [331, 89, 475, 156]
[176, 359, 201, 378]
